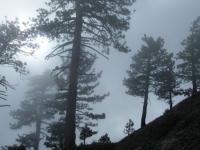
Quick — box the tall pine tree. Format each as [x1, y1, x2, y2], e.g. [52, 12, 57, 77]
[123, 35, 171, 127]
[33, 0, 135, 148]
[176, 16, 200, 94]
[44, 52, 108, 149]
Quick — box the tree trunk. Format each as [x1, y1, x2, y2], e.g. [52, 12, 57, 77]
[34, 91, 44, 150]
[65, 1, 83, 149]
[191, 32, 197, 94]
[169, 91, 172, 110]
[35, 119, 41, 150]
[141, 55, 151, 128]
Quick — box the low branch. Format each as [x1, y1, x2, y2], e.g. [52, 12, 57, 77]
[0, 105, 10, 107]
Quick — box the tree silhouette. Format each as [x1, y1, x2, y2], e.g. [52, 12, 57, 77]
[79, 124, 97, 145]
[44, 53, 108, 149]
[33, 0, 134, 148]
[0, 18, 38, 103]
[98, 133, 111, 143]
[124, 119, 135, 135]
[124, 35, 172, 127]
[44, 120, 65, 150]
[9, 70, 56, 150]
[176, 16, 200, 94]
[153, 53, 181, 109]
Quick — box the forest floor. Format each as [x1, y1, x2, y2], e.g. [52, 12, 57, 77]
[73, 94, 200, 150]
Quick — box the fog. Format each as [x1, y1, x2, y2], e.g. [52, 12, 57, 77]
[0, 0, 200, 149]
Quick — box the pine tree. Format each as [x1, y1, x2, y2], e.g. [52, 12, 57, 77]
[33, 0, 134, 148]
[124, 119, 135, 135]
[0, 18, 38, 103]
[44, 120, 65, 150]
[9, 70, 56, 150]
[44, 53, 108, 149]
[123, 35, 171, 127]
[98, 133, 111, 143]
[153, 53, 181, 110]
[79, 124, 97, 145]
[176, 16, 200, 95]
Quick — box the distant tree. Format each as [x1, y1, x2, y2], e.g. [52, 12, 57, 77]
[79, 124, 97, 145]
[123, 35, 172, 127]
[98, 133, 111, 143]
[0, 18, 38, 103]
[9, 70, 56, 150]
[33, 0, 135, 148]
[153, 53, 181, 110]
[124, 119, 135, 135]
[176, 16, 200, 94]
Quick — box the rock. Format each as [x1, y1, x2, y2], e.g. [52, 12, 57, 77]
[161, 139, 180, 150]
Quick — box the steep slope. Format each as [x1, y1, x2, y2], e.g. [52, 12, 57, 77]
[114, 95, 200, 150]
[73, 94, 200, 150]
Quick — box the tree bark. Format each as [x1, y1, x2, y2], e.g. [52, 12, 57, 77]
[34, 91, 44, 150]
[141, 55, 151, 127]
[65, 1, 83, 149]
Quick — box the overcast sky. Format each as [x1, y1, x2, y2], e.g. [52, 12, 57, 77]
[0, 0, 200, 149]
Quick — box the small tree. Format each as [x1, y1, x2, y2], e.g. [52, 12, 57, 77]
[79, 124, 97, 145]
[98, 133, 111, 143]
[123, 119, 135, 135]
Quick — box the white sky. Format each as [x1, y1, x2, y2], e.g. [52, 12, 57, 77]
[0, 0, 200, 149]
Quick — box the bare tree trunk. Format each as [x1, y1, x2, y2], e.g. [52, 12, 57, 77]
[65, 1, 83, 149]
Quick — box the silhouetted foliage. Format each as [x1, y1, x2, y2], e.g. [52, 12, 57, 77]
[176, 16, 200, 94]
[44, 53, 108, 149]
[0, 18, 38, 103]
[33, 0, 134, 148]
[44, 120, 65, 150]
[1, 144, 26, 150]
[79, 124, 97, 145]
[124, 35, 173, 127]
[124, 119, 135, 135]
[98, 133, 111, 143]
[9, 70, 56, 150]
[153, 53, 181, 110]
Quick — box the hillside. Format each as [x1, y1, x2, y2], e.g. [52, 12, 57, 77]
[74, 94, 200, 150]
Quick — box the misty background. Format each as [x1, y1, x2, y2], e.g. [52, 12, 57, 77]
[0, 0, 200, 149]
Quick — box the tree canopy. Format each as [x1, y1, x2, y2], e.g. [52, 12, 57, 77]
[124, 35, 172, 127]
[0, 18, 39, 103]
[176, 16, 200, 94]
[33, 0, 135, 148]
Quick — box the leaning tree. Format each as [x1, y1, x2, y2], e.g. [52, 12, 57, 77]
[123, 35, 172, 127]
[32, 0, 135, 148]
